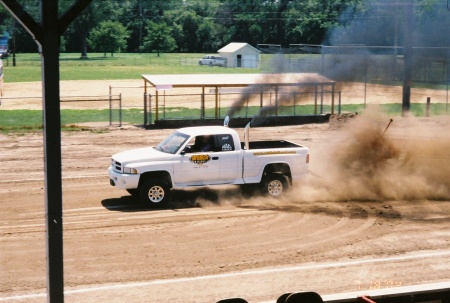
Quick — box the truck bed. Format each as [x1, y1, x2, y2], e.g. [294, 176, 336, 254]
[241, 140, 303, 150]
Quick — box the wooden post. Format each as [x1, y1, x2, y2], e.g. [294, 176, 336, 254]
[314, 84, 318, 115]
[155, 90, 159, 121]
[331, 82, 335, 115]
[201, 86, 205, 118]
[215, 86, 219, 119]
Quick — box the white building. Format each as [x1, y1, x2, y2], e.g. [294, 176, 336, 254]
[218, 42, 261, 68]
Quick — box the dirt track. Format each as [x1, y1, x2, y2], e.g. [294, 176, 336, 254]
[1, 111, 449, 302]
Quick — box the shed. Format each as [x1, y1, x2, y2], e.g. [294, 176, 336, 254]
[218, 43, 261, 68]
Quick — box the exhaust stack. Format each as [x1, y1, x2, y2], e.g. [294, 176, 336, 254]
[224, 116, 230, 127]
[244, 122, 251, 150]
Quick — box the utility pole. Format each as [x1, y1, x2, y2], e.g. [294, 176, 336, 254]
[0, 1, 93, 302]
[402, 1, 414, 115]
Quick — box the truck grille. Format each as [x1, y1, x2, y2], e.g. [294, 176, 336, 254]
[111, 159, 122, 172]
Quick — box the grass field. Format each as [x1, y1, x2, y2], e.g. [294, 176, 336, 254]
[0, 103, 447, 133]
[2, 53, 261, 82]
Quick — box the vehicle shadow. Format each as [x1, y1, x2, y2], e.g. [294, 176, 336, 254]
[101, 187, 226, 212]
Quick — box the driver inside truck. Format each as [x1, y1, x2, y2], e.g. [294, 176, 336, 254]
[194, 135, 214, 152]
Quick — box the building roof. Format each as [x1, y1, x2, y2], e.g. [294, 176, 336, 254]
[142, 73, 334, 90]
[218, 42, 260, 53]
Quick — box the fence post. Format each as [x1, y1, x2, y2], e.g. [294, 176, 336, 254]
[215, 86, 219, 119]
[426, 97, 431, 117]
[331, 83, 335, 115]
[275, 85, 279, 116]
[149, 94, 152, 126]
[320, 85, 324, 114]
[143, 92, 147, 126]
[119, 93, 122, 127]
[109, 85, 112, 126]
[314, 85, 318, 115]
[293, 92, 297, 116]
[338, 91, 342, 114]
[201, 87, 205, 119]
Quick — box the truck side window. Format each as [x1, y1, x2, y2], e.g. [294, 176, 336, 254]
[216, 134, 235, 152]
[190, 135, 215, 152]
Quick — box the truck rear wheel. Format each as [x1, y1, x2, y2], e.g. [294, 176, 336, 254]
[262, 173, 288, 197]
[139, 179, 171, 208]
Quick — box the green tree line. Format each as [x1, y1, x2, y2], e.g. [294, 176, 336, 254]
[0, 0, 448, 57]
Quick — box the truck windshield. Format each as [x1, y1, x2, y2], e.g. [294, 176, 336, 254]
[155, 131, 190, 154]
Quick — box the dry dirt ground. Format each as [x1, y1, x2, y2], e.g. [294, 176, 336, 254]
[0, 81, 449, 303]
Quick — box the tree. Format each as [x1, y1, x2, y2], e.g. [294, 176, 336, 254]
[123, 0, 184, 52]
[87, 21, 129, 57]
[283, 0, 364, 45]
[68, 0, 128, 58]
[165, 10, 202, 52]
[142, 21, 176, 56]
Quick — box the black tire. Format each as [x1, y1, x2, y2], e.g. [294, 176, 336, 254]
[139, 179, 171, 208]
[126, 189, 139, 197]
[276, 293, 292, 303]
[261, 173, 288, 197]
[209, 62, 213, 67]
[239, 184, 257, 198]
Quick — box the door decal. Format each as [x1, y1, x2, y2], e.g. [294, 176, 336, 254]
[189, 154, 211, 165]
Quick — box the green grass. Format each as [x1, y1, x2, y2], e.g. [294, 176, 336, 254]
[2, 53, 260, 82]
[1, 104, 447, 133]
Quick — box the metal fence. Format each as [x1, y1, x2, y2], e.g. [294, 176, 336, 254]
[286, 45, 449, 82]
[142, 88, 341, 126]
[0, 94, 122, 127]
[60, 94, 122, 126]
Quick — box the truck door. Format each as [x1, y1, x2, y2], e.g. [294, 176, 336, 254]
[214, 133, 240, 182]
[172, 135, 220, 185]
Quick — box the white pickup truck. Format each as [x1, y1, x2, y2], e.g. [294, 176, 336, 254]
[108, 121, 309, 207]
[198, 55, 227, 67]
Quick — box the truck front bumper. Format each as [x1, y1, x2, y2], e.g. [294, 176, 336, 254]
[108, 166, 140, 189]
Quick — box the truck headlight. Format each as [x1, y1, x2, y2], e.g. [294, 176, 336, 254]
[123, 167, 138, 174]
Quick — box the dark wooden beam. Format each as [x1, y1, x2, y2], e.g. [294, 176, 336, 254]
[0, 0, 42, 43]
[0, 1, 93, 302]
[40, 0, 64, 301]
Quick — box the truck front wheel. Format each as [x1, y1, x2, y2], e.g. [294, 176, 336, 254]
[139, 179, 171, 207]
[262, 173, 288, 197]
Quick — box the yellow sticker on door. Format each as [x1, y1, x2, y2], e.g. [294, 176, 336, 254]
[189, 154, 211, 165]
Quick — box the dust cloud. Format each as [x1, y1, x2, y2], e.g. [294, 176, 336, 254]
[197, 110, 449, 208]
[294, 110, 450, 203]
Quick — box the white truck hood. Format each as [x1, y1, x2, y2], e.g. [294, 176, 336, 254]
[112, 147, 172, 164]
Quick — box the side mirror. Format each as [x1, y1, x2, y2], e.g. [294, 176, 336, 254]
[181, 146, 191, 155]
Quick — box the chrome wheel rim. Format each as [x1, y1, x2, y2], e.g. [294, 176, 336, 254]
[148, 185, 165, 203]
[268, 180, 283, 196]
